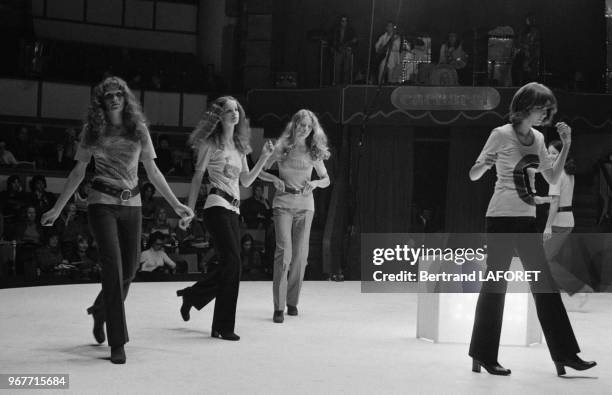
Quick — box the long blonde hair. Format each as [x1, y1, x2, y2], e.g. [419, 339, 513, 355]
[188, 96, 251, 154]
[276, 109, 330, 161]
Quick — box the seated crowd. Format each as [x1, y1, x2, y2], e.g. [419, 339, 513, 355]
[0, 169, 275, 283]
[0, 124, 196, 177]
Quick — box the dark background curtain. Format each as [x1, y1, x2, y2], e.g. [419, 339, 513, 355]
[445, 127, 495, 233]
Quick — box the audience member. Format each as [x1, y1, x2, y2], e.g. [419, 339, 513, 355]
[55, 202, 88, 255]
[73, 178, 91, 215]
[12, 205, 43, 279]
[138, 232, 177, 280]
[156, 137, 174, 174]
[35, 233, 70, 279]
[141, 182, 158, 224]
[28, 175, 56, 216]
[66, 234, 101, 281]
[0, 140, 18, 166]
[240, 182, 272, 229]
[11, 125, 35, 162]
[240, 233, 268, 280]
[0, 175, 26, 224]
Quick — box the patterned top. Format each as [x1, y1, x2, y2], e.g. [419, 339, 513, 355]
[269, 145, 327, 211]
[195, 142, 248, 214]
[476, 124, 553, 217]
[74, 124, 156, 206]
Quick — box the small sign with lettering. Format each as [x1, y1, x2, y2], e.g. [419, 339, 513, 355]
[390, 86, 501, 111]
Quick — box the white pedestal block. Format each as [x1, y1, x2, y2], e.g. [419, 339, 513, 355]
[417, 257, 542, 345]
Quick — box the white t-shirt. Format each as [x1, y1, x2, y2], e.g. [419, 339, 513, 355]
[195, 142, 248, 214]
[548, 171, 575, 228]
[140, 248, 175, 272]
[476, 124, 553, 217]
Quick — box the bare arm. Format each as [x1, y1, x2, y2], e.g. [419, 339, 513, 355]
[469, 154, 497, 181]
[541, 122, 572, 185]
[544, 195, 560, 233]
[312, 160, 330, 189]
[41, 161, 88, 225]
[540, 143, 570, 185]
[142, 160, 181, 208]
[143, 160, 194, 221]
[239, 141, 275, 188]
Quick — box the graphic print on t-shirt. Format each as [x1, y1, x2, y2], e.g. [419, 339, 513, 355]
[513, 154, 539, 205]
[93, 136, 141, 187]
[222, 156, 241, 179]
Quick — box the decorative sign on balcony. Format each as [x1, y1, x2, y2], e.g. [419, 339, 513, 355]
[390, 86, 501, 111]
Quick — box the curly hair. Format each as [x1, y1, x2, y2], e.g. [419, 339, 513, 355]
[188, 96, 251, 155]
[82, 76, 147, 148]
[276, 109, 330, 161]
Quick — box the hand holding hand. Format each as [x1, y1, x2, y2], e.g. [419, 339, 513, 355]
[175, 204, 195, 230]
[543, 227, 552, 242]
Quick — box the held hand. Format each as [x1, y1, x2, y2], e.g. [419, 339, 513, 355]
[175, 204, 195, 230]
[303, 180, 318, 194]
[543, 227, 552, 242]
[41, 208, 61, 227]
[483, 153, 498, 167]
[555, 122, 572, 145]
[272, 177, 285, 192]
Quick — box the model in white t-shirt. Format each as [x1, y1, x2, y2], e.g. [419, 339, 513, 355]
[468, 82, 595, 377]
[541, 140, 593, 302]
[176, 96, 274, 341]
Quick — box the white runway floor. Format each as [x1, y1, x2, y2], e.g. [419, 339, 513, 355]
[0, 281, 610, 394]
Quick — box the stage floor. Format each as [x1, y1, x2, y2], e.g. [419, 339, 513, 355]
[0, 282, 610, 394]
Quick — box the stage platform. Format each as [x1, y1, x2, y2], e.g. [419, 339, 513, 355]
[0, 282, 610, 394]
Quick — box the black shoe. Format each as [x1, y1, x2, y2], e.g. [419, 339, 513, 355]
[211, 329, 240, 341]
[176, 289, 186, 297]
[273, 310, 284, 323]
[287, 305, 298, 316]
[472, 359, 511, 376]
[179, 298, 191, 322]
[110, 345, 126, 364]
[86, 307, 105, 344]
[554, 355, 597, 376]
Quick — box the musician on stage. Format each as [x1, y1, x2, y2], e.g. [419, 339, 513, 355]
[438, 32, 468, 84]
[375, 21, 402, 84]
[330, 15, 358, 85]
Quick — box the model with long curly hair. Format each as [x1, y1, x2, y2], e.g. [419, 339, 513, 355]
[41, 76, 194, 364]
[258, 109, 331, 323]
[177, 96, 274, 341]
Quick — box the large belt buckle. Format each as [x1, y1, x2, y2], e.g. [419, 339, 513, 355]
[120, 189, 132, 201]
[231, 198, 240, 207]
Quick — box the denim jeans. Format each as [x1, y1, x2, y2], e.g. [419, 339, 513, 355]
[469, 217, 579, 363]
[87, 204, 142, 347]
[182, 206, 241, 332]
[272, 207, 314, 311]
